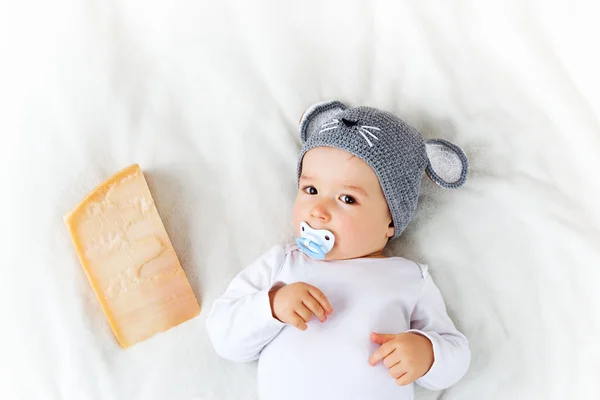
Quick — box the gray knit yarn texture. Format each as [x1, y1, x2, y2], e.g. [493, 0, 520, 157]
[297, 100, 468, 239]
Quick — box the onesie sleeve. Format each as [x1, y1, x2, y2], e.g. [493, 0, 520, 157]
[407, 265, 471, 390]
[205, 245, 287, 362]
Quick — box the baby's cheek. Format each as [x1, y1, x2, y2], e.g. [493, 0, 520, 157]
[291, 215, 301, 237]
[336, 220, 363, 253]
[291, 200, 303, 236]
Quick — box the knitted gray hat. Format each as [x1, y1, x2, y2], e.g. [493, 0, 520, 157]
[297, 100, 468, 240]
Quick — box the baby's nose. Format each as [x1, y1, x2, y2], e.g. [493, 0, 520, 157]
[310, 203, 331, 221]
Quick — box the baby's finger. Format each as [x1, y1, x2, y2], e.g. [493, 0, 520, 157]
[307, 286, 333, 315]
[383, 350, 401, 369]
[368, 342, 395, 366]
[303, 296, 327, 322]
[388, 362, 406, 379]
[395, 372, 414, 386]
[295, 304, 313, 323]
[289, 313, 308, 331]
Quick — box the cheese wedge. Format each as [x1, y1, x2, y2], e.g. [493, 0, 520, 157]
[65, 164, 200, 348]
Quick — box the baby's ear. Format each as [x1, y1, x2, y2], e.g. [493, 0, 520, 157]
[425, 139, 469, 189]
[299, 100, 347, 143]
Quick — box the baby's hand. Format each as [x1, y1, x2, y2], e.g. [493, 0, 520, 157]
[268, 282, 333, 330]
[368, 332, 434, 386]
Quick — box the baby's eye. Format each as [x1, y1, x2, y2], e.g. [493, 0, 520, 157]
[340, 195, 357, 204]
[303, 186, 318, 195]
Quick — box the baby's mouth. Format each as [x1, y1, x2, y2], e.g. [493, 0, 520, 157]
[296, 221, 335, 260]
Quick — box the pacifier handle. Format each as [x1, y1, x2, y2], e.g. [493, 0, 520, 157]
[296, 237, 326, 260]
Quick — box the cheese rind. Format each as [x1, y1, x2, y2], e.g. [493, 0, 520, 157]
[65, 164, 200, 348]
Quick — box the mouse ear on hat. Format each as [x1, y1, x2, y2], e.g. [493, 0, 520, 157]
[425, 139, 469, 189]
[299, 100, 347, 143]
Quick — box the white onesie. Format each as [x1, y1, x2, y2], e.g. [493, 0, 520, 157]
[206, 245, 470, 400]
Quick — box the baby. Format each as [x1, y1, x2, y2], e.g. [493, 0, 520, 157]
[206, 101, 470, 400]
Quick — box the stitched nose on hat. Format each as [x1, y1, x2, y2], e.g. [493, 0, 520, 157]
[341, 118, 358, 127]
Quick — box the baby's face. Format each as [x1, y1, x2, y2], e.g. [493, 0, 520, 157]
[293, 146, 394, 260]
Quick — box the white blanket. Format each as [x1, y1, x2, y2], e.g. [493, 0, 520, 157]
[2, 1, 599, 399]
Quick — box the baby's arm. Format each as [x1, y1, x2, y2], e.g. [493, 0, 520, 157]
[408, 267, 471, 390]
[205, 246, 286, 362]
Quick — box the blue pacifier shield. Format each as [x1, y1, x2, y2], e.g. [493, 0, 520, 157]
[296, 221, 335, 260]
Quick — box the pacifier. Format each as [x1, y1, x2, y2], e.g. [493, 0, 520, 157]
[296, 221, 335, 260]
